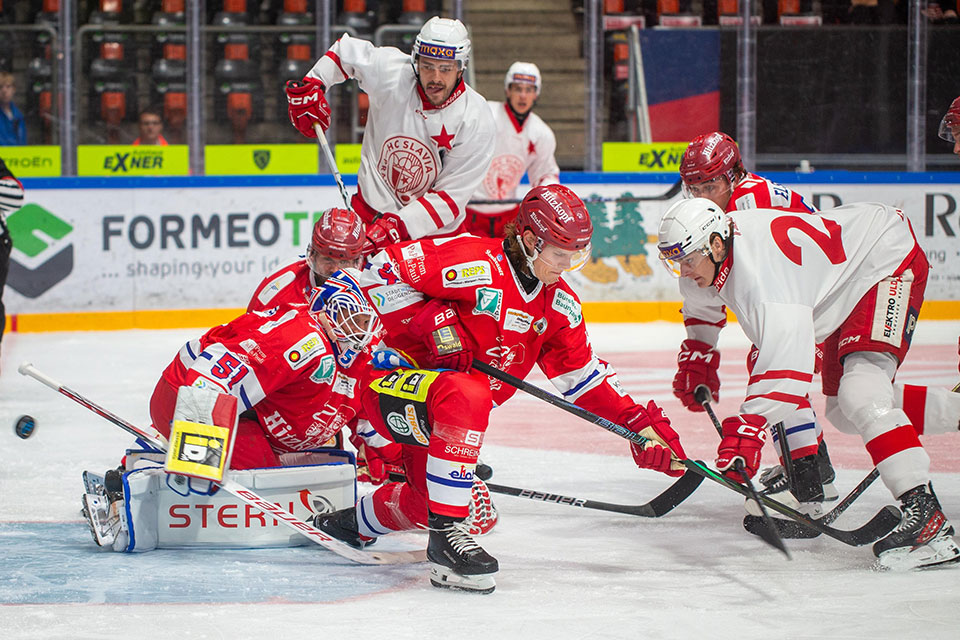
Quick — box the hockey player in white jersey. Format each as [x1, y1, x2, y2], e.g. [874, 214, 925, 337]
[939, 96, 960, 158]
[285, 16, 495, 253]
[658, 198, 960, 569]
[461, 61, 560, 238]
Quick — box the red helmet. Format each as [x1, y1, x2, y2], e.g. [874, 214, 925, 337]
[679, 132, 743, 186]
[311, 208, 364, 260]
[939, 96, 960, 143]
[516, 184, 592, 251]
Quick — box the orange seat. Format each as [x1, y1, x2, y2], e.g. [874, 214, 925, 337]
[163, 44, 186, 60]
[719, 0, 738, 14]
[285, 0, 307, 11]
[224, 43, 249, 60]
[287, 44, 311, 61]
[101, 91, 126, 124]
[357, 91, 369, 127]
[101, 41, 124, 60]
[779, 0, 801, 14]
[164, 92, 187, 128]
[658, 0, 680, 14]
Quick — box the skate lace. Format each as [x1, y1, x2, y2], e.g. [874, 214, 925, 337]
[895, 499, 925, 533]
[445, 521, 483, 554]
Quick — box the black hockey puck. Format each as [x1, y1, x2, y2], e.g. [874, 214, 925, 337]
[14, 415, 36, 439]
[475, 462, 493, 481]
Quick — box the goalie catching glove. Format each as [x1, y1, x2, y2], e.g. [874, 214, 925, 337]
[716, 414, 767, 482]
[673, 339, 720, 412]
[285, 78, 331, 137]
[407, 299, 474, 372]
[625, 400, 686, 477]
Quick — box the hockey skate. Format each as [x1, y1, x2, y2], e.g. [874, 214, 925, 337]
[744, 453, 826, 538]
[313, 507, 377, 549]
[873, 483, 960, 571]
[758, 440, 838, 502]
[427, 512, 498, 594]
[81, 469, 127, 550]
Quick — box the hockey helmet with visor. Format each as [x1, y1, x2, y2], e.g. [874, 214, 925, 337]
[657, 198, 730, 278]
[516, 184, 593, 273]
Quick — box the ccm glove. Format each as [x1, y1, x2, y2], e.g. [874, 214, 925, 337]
[673, 339, 720, 412]
[285, 77, 331, 137]
[716, 414, 768, 482]
[625, 400, 687, 477]
[407, 299, 473, 372]
[362, 213, 408, 254]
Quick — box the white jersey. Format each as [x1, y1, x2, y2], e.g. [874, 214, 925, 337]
[470, 101, 560, 214]
[690, 202, 919, 426]
[306, 34, 496, 239]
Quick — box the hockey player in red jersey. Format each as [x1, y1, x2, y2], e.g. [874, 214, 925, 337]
[675, 131, 838, 517]
[284, 16, 495, 253]
[659, 198, 960, 569]
[940, 96, 960, 158]
[323, 184, 686, 590]
[462, 61, 560, 238]
[248, 207, 364, 313]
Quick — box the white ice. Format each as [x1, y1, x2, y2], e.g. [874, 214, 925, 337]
[1, 321, 959, 639]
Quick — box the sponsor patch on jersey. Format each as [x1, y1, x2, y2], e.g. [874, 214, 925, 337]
[255, 271, 296, 307]
[332, 372, 357, 398]
[401, 242, 424, 261]
[485, 249, 505, 276]
[473, 287, 502, 320]
[443, 261, 492, 288]
[552, 289, 582, 328]
[533, 317, 548, 334]
[283, 332, 325, 370]
[309, 354, 336, 384]
[400, 243, 428, 283]
[385, 405, 430, 446]
[503, 308, 534, 333]
[871, 276, 912, 347]
[368, 284, 422, 314]
[239, 339, 267, 364]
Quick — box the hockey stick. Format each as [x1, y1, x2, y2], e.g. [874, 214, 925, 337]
[313, 122, 351, 210]
[467, 179, 682, 206]
[694, 386, 790, 558]
[469, 358, 704, 514]
[18, 362, 424, 566]
[485, 473, 703, 518]
[473, 360, 899, 547]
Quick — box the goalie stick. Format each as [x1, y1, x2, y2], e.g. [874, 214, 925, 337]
[467, 179, 682, 206]
[472, 360, 900, 548]
[18, 362, 425, 566]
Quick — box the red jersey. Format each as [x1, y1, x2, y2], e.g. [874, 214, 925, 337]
[247, 260, 318, 313]
[159, 303, 366, 454]
[360, 235, 641, 425]
[728, 172, 815, 214]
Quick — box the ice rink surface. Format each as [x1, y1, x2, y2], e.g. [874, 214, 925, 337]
[1, 320, 959, 639]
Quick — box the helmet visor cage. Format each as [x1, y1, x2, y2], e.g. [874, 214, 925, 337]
[658, 242, 710, 278]
[682, 175, 733, 202]
[310, 271, 382, 353]
[939, 117, 958, 143]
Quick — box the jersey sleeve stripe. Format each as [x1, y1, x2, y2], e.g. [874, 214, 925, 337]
[323, 51, 348, 82]
[683, 317, 726, 328]
[744, 391, 810, 410]
[748, 369, 813, 384]
[434, 190, 459, 218]
[420, 197, 445, 229]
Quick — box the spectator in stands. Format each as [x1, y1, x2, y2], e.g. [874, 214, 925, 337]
[0, 155, 23, 373]
[0, 72, 27, 146]
[924, 1, 959, 22]
[940, 96, 960, 159]
[132, 107, 168, 146]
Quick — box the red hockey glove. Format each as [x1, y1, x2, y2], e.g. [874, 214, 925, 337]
[407, 299, 473, 371]
[285, 77, 330, 137]
[673, 339, 720, 412]
[362, 213, 408, 255]
[349, 433, 403, 485]
[716, 414, 768, 482]
[625, 400, 687, 477]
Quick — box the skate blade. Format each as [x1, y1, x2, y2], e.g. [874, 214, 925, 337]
[429, 564, 496, 594]
[875, 536, 960, 571]
[82, 493, 120, 547]
[822, 481, 839, 502]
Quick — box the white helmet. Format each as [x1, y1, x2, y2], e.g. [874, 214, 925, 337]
[411, 16, 470, 69]
[657, 198, 730, 278]
[504, 61, 541, 95]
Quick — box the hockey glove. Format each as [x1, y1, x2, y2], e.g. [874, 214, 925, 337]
[625, 400, 687, 477]
[362, 213, 408, 255]
[349, 432, 403, 486]
[673, 339, 720, 412]
[285, 77, 331, 137]
[716, 414, 768, 482]
[407, 299, 473, 372]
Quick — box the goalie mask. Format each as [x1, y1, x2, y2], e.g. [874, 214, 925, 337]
[657, 198, 730, 279]
[309, 268, 381, 367]
[411, 16, 471, 70]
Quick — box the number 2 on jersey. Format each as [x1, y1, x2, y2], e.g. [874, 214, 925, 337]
[770, 215, 847, 266]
